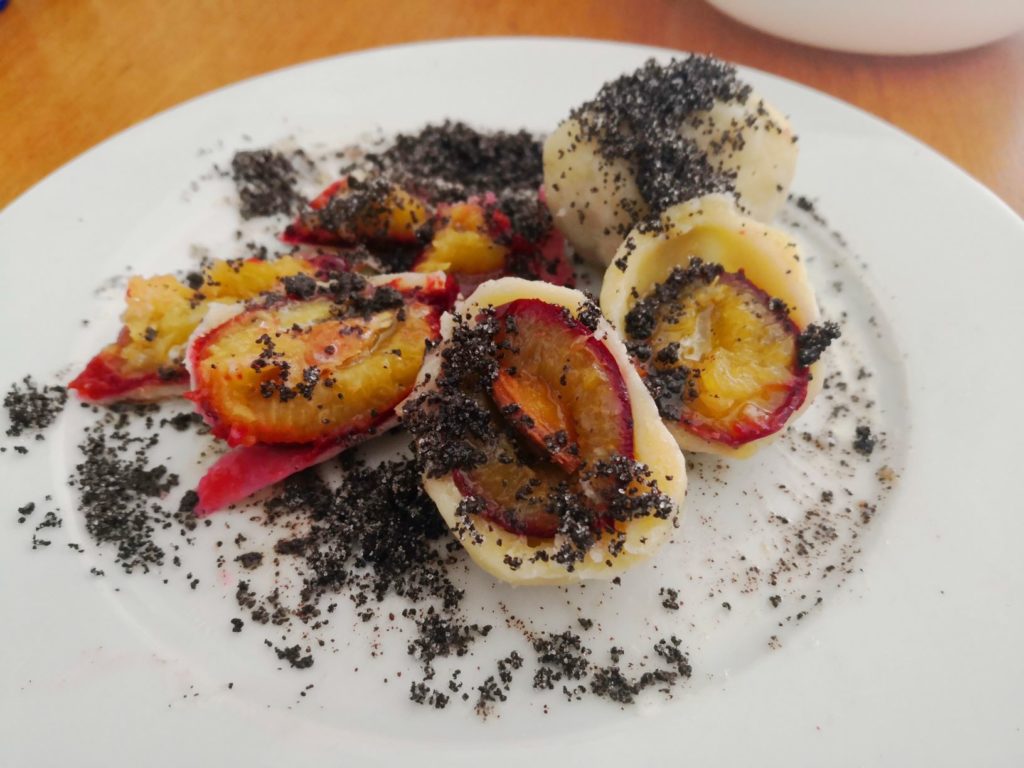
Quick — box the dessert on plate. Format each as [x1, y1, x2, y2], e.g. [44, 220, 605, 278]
[66, 55, 837, 583]
[600, 194, 838, 457]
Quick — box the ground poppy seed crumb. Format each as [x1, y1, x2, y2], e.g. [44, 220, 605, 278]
[70, 406, 181, 573]
[853, 425, 877, 457]
[569, 56, 750, 232]
[235, 551, 263, 570]
[365, 121, 543, 204]
[659, 587, 681, 610]
[178, 490, 199, 515]
[409, 682, 450, 709]
[4, 376, 67, 437]
[797, 321, 842, 368]
[160, 411, 204, 432]
[231, 149, 300, 219]
[274, 644, 314, 670]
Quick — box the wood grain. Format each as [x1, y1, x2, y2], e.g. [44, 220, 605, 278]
[1, 0, 1021, 213]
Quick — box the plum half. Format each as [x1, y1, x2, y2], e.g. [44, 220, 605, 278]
[452, 298, 635, 537]
[601, 194, 836, 457]
[403, 278, 687, 585]
[69, 255, 337, 404]
[187, 271, 456, 514]
[188, 298, 437, 447]
[187, 272, 452, 447]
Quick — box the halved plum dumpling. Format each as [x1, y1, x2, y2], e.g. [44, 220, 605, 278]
[282, 177, 429, 247]
[69, 255, 339, 404]
[403, 278, 687, 585]
[601, 194, 840, 457]
[188, 284, 443, 447]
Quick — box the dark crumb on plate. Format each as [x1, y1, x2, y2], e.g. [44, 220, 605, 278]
[231, 149, 301, 219]
[235, 551, 263, 570]
[16, 501, 36, 524]
[409, 681, 450, 709]
[407, 611, 490, 665]
[366, 121, 543, 203]
[518, 630, 685, 706]
[660, 587, 681, 610]
[533, 630, 591, 686]
[160, 411, 204, 433]
[797, 321, 842, 368]
[262, 458, 458, 612]
[274, 643, 314, 669]
[178, 490, 199, 517]
[69, 405, 183, 573]
[4, 376, 67, 437]
[853, 425, 876, 457]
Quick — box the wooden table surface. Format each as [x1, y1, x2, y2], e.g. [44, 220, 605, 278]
[2, 0, 1022, 215]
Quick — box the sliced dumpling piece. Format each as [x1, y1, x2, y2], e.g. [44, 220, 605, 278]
[601, 194, 839, 458]
[69, 254, 344, 404]
[187, 271, 454, 447]
[285, 178, 575, 290]
[543, 56, 797, 268]
[185, 271, 457, 515]
[402, 277, 687, 585]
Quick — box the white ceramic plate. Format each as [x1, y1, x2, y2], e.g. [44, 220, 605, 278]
[1, 38, 1022, 767]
